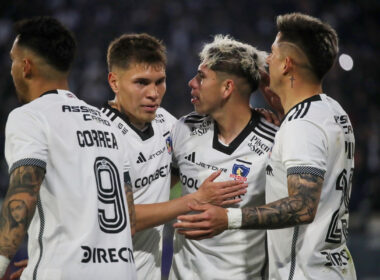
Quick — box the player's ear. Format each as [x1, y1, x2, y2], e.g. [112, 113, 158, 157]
[23, 58, 32, 79]
[108, 72, 119, 94]
[282, 56, 293, 75]
[222, 79, 234, 99]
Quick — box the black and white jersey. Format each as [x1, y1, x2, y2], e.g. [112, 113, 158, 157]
[169, 110, 277, 280]
[5, 90, 136, 280]
[266, 94, 356, 280]
[101, 104, 177, 279]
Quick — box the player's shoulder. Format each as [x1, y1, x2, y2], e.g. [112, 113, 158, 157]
[249, 110, 278, 144]
[282, 94, 334, 127]
[178, 111, 210, 126]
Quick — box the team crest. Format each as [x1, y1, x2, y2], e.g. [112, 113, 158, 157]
[229, 164, 250, 182]
[166, 136, 173, 154]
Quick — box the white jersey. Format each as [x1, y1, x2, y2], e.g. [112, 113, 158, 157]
[101, 105, 177, 279]
[5, 90, 136, 280]
[266, 94, 356, 280]
[170, 111, 277, 280]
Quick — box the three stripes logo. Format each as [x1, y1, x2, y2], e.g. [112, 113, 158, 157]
[184, 152, 195, 163]
[136, 152, 147, 164]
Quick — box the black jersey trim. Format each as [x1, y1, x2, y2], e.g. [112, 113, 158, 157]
[33, 195, 45, 280]
[253, 127, 275, 143]
[260, 235, 269, 279]
[9, 158, 46, 175]
[257, 121, 277, 138]
[281, 94, 322, 125]
[39, 89, 58, 98]
[101, 103, 154, 141]
[288, 226, 299, 280]
[236, 158, 252, 165]
[212, 110, 260, 155]
[184, 112, 207, 123]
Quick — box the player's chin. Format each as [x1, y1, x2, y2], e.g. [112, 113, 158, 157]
[141, 112, 156, 123]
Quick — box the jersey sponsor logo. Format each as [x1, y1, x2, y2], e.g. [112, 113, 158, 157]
[77, 130, 118, 149]
[63, 105, 111, 126]
[136, 146, 167, 164]
[190, 120, 212, 136]
[136, 152, 147, 164]
[81, 245, 134, 263]
[230, 162, 250, 182]
[334, 115, 353, 135]
[248, 135, 271, 156]
[321, 247, 351, 267]
[184, 152, 228, 173]
[134, 164, 169, 188]
[266, 164, 274, 176]
[179, 172, 199, 190]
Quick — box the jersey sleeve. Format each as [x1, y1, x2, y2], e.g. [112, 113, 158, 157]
[281, 119, 327, 178]
[170, 117, 187, 171]
[5, 108, 48, 174]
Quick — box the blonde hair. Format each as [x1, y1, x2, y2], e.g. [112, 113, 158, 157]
[200, 34, 267, 91]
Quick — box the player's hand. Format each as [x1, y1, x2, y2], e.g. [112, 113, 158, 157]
[254, 108, 280, 126]
[259, 70, 284, 119]
[10, 259, 28, 280]
[193, 170, 247, 206]
[174, 201, 228, 240]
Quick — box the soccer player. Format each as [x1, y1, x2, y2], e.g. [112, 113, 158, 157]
[9, 33, 249, 280]
[0, 17, 136, 279]
[174, 13, 357, 280]
[169, 35, 278, 279]
[102, 33, 249, 279]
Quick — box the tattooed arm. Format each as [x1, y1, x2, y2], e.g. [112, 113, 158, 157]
[0, 166, 44, 259]
[124, 182, 136, 236]
[173, 173, 323, 239]
[242, 173, 323, 229]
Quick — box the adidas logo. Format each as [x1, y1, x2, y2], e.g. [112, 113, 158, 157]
[136, 152, 147, 164]
[184, 152, 195, 163]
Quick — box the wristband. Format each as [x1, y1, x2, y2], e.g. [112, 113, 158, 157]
[0, 255, 10, 278]
[226, 208, 242, 229]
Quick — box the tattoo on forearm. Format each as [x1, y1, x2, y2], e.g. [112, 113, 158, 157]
[242, 173, 323, 229]
[125, 183, 136, 231]
[0, 166, 44, 258]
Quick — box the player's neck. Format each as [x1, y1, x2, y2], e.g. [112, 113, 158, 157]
[212, 105, 252, 145]
[28, 78, 69, 102]
[282, 80, 322, 115]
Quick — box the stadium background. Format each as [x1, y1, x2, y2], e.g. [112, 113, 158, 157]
[0, 0, 379, 279]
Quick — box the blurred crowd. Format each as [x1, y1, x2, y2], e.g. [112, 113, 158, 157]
[0, 0, 379, 219]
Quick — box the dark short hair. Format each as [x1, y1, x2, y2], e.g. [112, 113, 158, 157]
[107, 33, 166, 72]
[15, 16, 76, 72]
[276, 13, 339, 80]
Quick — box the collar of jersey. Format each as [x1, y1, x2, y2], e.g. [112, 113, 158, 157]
[212, 109, 260, 155]
[39, 89, 77, 99]
[281, 94, 322, 126]
[102, 103, 154, 141]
